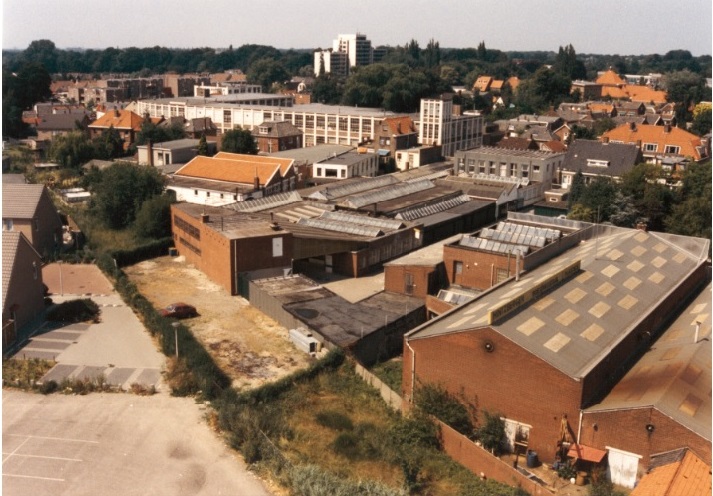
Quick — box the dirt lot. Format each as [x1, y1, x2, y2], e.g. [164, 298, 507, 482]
[124, 256, 312, 390]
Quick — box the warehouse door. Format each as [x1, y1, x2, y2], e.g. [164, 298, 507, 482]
[606, 446, 641, 488]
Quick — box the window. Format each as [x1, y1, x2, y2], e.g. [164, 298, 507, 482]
[496, 268, 509, 283]
[325, 169, 338, 177]
[194, 190, 198, 195]
[405, 273, 414, 295]
[33, 261, 38, 280]
[643, 143, 657, 152]
[317, 168, 322, 176]
[339, 117, 348, 131]
[223, 110, 231, 126]
[294, 115, 304, 127]
[316, 116, 325, 129]
[664, 145, 680, 154]
[454, 261, 463, 274]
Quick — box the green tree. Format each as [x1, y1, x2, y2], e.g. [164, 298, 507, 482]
[691, 103, 712, 136]
[476, 411, 506, 455]
[515, 66, 572, 113]
[664, 161, 712, 240]
[568, 170, 586, 208]
[663, 70, 708, 123]
[91, 126, 124, 160]
[48, 131, 95, 169]
[90, 162, 166, 229]
[246, 57, 289, 92]
[196, 134, 209, 156]
[135, 119, 185, 146]
[579, 177, 618, 222]
[134, 193, 174, 239]
[220, 127, 258, 155]
[311, 73, 342, 104]
[553, 44, 587, 80]
[387, 412, 439, 492]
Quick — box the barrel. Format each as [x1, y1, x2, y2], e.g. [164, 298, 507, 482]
[526, 450, 538, 468]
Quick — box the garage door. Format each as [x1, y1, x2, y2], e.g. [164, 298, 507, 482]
[606, 446, 642, 488]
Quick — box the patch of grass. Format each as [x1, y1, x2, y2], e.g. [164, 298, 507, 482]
[2, 358, 55, 390]
[315, 410, 354, 431]
[371, 358, 403, 392]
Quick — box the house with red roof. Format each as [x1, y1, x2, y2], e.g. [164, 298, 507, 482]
[601, 123, 710, 172]
[87, 109, 146, 150]
[168, 153, 295, 205]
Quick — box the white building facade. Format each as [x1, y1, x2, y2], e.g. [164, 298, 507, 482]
[312, 151, 378, 180]
[314, 33, 373, 77]
[418, 95, 484, 157]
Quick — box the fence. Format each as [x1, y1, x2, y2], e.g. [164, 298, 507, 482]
[353, 362, 404, 412]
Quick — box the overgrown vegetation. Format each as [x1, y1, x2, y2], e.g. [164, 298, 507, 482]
[371, 359, 403, 392]
[415, 382, 475, 437]
[476, 411, 507, 456]
[2, 358, 55, 389]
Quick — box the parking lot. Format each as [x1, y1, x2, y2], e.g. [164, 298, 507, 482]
[2, 390, 274, 495]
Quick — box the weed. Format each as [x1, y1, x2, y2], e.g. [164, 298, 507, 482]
[315, 410, 354, 431]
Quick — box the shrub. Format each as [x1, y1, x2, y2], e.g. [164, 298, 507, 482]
[40, 380, 59, 394]
[47, 298, 100, 323]
[315, 410, 354, 431]
[331, 432, 361, 460]
[289, 464, 405, 496]
[416, 382, 475, 437]
[476, 411, 506, 455]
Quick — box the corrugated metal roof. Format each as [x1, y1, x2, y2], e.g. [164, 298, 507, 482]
[231, 191, 302, 213]
[408, 217, 710, 382]
[308, 175, 397, 201]
[297, 217, 383, 238]
[395, 195, 470, 221]
[342, 179, 435, 209]
[2, 183, 45, 219]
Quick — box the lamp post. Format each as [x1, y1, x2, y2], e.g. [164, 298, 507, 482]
[171, 322, 179, 358]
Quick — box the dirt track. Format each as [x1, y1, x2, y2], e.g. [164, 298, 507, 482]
[124, 256, 312, 390]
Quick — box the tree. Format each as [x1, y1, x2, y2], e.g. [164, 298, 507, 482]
[664, 161, 712, 240]
[48, 131, 95, 169]
[515, 66, 572, 113]
[246, 57, 289, 92]
[220, 127, 258, 155]
[134, 193, 174, 239]
[568, 171, 586, 208]
[477, 411, 506, 455]
[579, 177, 618, 222]
[91, 126, 124, 160]
[90, 162, 166, 229]
[663, 70, 708, 123]
[691, 103, 712, 136]
[196, 134, 209, 156]
[135, 119, 185, 146]
[553, 44, 586, 80]
[416, 383, 475, 437]
[311, 73, 342, 104]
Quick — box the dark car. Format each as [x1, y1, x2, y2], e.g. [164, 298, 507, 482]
[160, 303, 197, 319]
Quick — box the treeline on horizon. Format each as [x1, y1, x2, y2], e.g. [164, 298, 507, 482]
[2, 39, 710, 81]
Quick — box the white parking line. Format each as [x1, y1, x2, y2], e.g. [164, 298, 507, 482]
[3, 473, 65, 482]
[2, 437, 29, 466]
[2, 453, 83, 462]
[6, 434, 99, 444]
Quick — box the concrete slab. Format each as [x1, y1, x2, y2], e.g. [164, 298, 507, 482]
[2, 390, 274, 496]
[14, 350, 59, 361]
[105, 367, 135, 386]
[36, 331, 82, 341]
[42, 364, 80, 383]
[26, 339, 71, 351]
[42, 263, 114, 296]
[74, 366, 107, 381]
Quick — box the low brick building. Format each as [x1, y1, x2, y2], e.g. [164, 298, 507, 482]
[402, 214, 710, 488]
[251, 120, 303, 153]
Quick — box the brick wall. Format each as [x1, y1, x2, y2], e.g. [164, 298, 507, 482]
[404, 328, 583, 463]
[384, 264, 441, 299]
[437, 419, 554, 496]
[443, 244, 518, 290]
[580, 408, 711, 470]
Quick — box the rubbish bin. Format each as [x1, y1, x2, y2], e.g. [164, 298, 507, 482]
[526, 450, 539, 468]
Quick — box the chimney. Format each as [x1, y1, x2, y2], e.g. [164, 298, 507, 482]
[629, 122, 636, 131]
[636, 221, 648, 231]
[201, 213, 210, 223]
[664, 124, 671, 133]
[114, 108, 120, 117]
[636, 140, 642, 148]
[602, 136, 609, 144]
[254, 168, 260, 190]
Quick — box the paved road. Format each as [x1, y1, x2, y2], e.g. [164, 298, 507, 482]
[2, 390, 275, 496]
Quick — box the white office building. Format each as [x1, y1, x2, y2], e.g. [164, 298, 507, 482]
[314, 33, 374, 77]
[418, 94, 484, 157]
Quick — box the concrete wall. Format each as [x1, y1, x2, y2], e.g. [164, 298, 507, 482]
[354, 362, 403, 411]
[247, 279, 309, 333]
[351, 304, 426, 366]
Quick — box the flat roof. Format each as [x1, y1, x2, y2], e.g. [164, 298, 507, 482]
[265, 144, 355, 165]
[137, 138, 200, 150]
[407, 214, 710, 380]
[385, 233, 463, 266]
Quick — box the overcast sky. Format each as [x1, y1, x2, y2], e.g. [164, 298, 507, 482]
[2, 0, 711, 56]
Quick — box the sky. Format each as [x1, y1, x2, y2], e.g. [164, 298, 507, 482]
[2, 0, 712, 56]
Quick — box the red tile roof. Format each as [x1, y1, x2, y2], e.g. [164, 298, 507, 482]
[631, 450, 711, 496]
[213, 152, 294, 176]
[89, 110, 144, 132]
[596, 69, 627, 86]
[602, 123, 706, 160]
[177, 155, 285, 185]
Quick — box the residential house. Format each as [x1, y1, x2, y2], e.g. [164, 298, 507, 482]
[2, 183, 63, 258]
[136, 138, 216, 167]
[87, 109, 146, 151]
[559, 139, 642, 188]
[35, 112, 92, 140]
[371, 116, 419, 165]
[473, 76, 493, 93]
[168, 153, 295, 205]
[402, 213, 710, 488]
[2, 232, 45, 351]
[601, 123, 710, 172]
[251, 120, 303, 153]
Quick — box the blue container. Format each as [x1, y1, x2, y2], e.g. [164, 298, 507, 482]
[526, 450, 538, 468]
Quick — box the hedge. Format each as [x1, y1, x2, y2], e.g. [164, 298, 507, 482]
[110, 237, 174, 268]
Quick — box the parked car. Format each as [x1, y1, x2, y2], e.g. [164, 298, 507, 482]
[160, 303, 197, 319]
